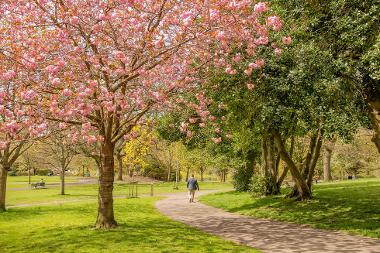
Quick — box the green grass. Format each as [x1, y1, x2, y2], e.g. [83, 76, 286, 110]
[200, 178, 380, 239]
[6, 178, 232, 206]
[0, 197, 258, 253]
[7, 176, 80, 188]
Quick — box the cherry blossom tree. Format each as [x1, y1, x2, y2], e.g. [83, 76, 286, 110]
[1, 0, 283, 227]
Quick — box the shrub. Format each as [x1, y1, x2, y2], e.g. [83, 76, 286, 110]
[232, 166, 253, 192]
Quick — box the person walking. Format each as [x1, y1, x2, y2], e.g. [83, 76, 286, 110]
[187, 174, 199, 203]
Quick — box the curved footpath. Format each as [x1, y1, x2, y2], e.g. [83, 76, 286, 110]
[155, 191, 380, 253]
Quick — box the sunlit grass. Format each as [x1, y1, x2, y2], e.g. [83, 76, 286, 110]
[200, 178, 380, 239]
[6, 178, 232, 206]
[0, 197, 258, 253]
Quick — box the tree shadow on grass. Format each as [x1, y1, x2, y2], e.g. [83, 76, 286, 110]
[206, 182, 380, 238]
[0, 200, 255, 253]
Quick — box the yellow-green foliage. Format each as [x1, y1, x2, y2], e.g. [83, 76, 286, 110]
[124, 125, 155, 169]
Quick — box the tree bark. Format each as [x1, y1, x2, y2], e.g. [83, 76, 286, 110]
[95, 141, 117, 229]
[276, 136, 294, 189]
[0, 166, 9, 211]
[60, 168, 65, 195]
[369, 104, 380, 153]
[167, 166, 171, 181]
[323, 137, 336, 181]
[200, 167, 204, 181]
[272, 130, 311, 200]
[307, 130, 323, 189]
[262, 135, 280, 195]
[185, 167, 190, 182]
[117, 152, 123, 181]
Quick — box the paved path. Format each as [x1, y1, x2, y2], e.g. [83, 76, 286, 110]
[155, 191, 380, 253]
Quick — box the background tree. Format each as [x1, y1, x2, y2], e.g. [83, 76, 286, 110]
[39, 132, 78, 195]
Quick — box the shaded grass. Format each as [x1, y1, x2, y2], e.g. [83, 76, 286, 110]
[200, 179, 380, 239]
[0, 197, 258, 253]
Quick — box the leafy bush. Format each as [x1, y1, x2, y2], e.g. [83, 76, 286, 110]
[250, 175, 269, 197]
[232, 166, 253, 192]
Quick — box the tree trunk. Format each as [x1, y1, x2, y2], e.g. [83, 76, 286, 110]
[323, 137, 336, 181]
[28, 167, 31, 185]
[167, 166, 171, 182]
[60, 168, 65, 195]
[369, 104, 380, 153]
[307, 131, 323, 189]
[185, 167, 190, 182]
[262, 135, 280, 195]
[117, 153, 123, 181]
[200, 168, 204, 181]
[95, 141, 117, 229]
[0, 166, 9, 211]
[277, 136, 294, 189]
[272, 130, 311, 200]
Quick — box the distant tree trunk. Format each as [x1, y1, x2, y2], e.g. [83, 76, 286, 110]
[363, 75, 380, 153]
[28, 167, 31, 185]
[95, 140, 117, 229]
[0, 166, 9, 211]
[185, 167, 190, 182]
[167, 166, 171, 181]
[369, 104, 380, 153]
[323, 137, 336, 181]
[117, 152, 123, 181]
[200, 167, 204, 181]
[60, 168, 65, 195]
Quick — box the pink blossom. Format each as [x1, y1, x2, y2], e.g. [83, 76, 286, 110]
[21, 89, 37, 101]
[186, 131, 193, 138]
[62, 88, 72, 97]
[274, 47, 283, 55]
[51, 78, 61, 86]
[82, 122, 91, 132]
[59, 122, 67, 129]
[266, 16, 282, 31]
[98, 13, 110, 21]
[215, 128, 221, 134]
[3, 70, 16, 80]
[210, 9, 220, 21]
[113, 50, 126, 60]
[216, 31, 227, 40]
[189, 118, 198, 124]
[255, 36, 269, 45]
[0, 141, 9, 150]
[211, 137, 222, 144]
[86, 135, 97, 145]
[282, 36, 292, 45]
[70, 16, 80, 25]
[199, 123, 206, 128]
[254, 2, 268, 13]
[244, 68, 252, 76]
[246, 83, 255, 90]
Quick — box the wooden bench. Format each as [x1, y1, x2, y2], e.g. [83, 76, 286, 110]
[31, 182, 46, 189]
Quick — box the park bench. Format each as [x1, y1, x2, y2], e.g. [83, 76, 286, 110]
[31, 182, 46, 189]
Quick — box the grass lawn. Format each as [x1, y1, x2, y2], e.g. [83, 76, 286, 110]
[6, 178, 232, 206]
[200, 178, 380, 239]
[0, 197, 258, 253]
